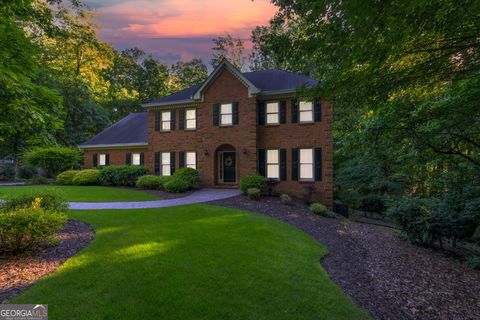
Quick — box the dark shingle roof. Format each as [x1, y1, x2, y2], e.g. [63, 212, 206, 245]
[80, 112, 147, 147]
[148, 69, 318, 105]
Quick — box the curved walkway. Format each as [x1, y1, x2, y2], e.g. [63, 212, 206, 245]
[69, 188, 241, 210]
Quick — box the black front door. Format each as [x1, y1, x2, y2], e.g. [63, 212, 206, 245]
[222, 151, 236, 183]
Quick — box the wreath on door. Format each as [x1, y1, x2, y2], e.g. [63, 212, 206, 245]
[224, 156, 233, 167]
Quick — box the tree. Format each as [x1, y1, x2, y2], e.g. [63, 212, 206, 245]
[169, 59, 208, 91]
[211, 34, 248, 71]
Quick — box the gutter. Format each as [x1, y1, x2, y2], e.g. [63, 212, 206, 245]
[79, 142, 148, 150]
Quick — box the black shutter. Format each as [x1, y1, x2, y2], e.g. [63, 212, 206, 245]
[257, 101, 265, 125]
[280, 100, 287, 124]
[291, 100, 298, 123]
[179, 109, 185, 130]
[314, 102, 321, 122]
[140, 153, 144, 166]
[315, 148, 322, 181]
[105, 154, 110, 166]
[280, 149, 287, 181]
[213, 103, 220, 126]
[154, 152, 160, 175]
[232, 101, 239, 125]
[92, 153, 98, 168]
[292, 148, 299, 181]
[170, 152, 176, 174]
[257, 149, 266, 177]
[171, 110, 176, 130]
[179, 151, 185, 168]
[155, 111, 160, 131]
[126, 153, 131, 165]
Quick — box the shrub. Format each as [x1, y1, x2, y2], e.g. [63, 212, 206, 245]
[280, 193, 292, 205]
[136, 175, 164, 190]
[247, 188, 261, 200]
[467, 255, 480, 270]
[0, 191, 68, 213]
[164, 178, 190, 193]
[99, 165, 149, 186]
[172, 168, 200, 186]
[28, 176, 52, 185]
[72, 169, 100, 185]
[359, 194, 386, 216]
[309, 203, 328, 215]
[239, 175, 267, 194]
[56, 170, 79, 185]
[0, 208, 67, 253]
[23, 147, 82, 177]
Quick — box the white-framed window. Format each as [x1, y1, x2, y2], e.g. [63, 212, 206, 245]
[299, 148, 314, 180]
[131, 153, 141, 166]
[161, 111, 171, 131]
[220, 103, 233, 126]
[99, 154, 106, 166]
[161, 152, 171, 176]
[266, 102, 279, 124]
[185, 152, 196, 169]
[299, 101, 314, 123]
[185, 109, 196, 130]
[266, 149, 280, 179]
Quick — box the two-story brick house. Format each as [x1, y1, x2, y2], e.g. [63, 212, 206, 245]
[80, 60, 333, 207]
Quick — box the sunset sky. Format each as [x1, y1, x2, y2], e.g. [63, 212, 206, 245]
[83, 0, 278, 67]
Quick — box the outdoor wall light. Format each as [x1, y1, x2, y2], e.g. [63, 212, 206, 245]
[204, 149, 209, 156]
[243, 148, 248, 155]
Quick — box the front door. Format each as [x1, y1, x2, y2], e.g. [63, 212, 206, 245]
[221, 151, 236, 183]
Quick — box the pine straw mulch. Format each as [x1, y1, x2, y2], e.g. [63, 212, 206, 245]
[0, 220, 94, 302]
[207, 195, 480, 320]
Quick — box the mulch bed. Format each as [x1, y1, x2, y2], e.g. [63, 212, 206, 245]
[0, 220, 94, 302]
[208, 195, 480, 320]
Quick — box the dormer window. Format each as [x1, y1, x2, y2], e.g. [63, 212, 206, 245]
[266, 102, 279, 125]
[299, 101, 314, 122]
[220, 103, 233, 126]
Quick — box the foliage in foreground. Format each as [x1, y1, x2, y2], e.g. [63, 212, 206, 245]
[0, 191, 68, 213]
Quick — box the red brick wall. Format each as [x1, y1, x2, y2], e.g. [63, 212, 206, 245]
[83, 148, 149, 168]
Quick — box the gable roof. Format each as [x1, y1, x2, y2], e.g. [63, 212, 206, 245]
[142, 62, 318, 108]
[79, 112, 148, 149]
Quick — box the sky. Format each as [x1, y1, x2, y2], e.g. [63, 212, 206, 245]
[82, 0, 278, 67]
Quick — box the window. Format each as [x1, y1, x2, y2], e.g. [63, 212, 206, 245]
[131, 153, 141, 166]
[161, 111, 171, 131]
[266, 149, 279, 179]
[220, 103, 233, 125]
[299, 148, 314, 180]
[299, 101, 314, 122]
[99, 154, 106, 166]
[185, 109, 196, 129]
[161, 152, 171, 176]
[185, 152, 196, 169]
[266, 102, 279, 124]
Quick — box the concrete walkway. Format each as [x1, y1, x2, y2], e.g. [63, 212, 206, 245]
[69, 188, 241, 210]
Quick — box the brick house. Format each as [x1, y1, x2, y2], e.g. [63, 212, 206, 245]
[80, 60, 333, 206]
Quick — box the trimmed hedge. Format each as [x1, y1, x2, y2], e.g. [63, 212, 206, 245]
[72, 169, 100, 185]
[0, 208, 67, 253]
[239, 175, 267, 194]
[164, 178, 190, 193]
[136, 175, 164, 190]
[172, 168, 200, 186]
[56, 170, 79, 185]
[23, 147, 82, 177]
[247, 188, 261, 200]
[99, 165, 149, 186]
[0, 191, 68, 213]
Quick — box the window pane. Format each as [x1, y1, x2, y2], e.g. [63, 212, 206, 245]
[299, 101, 313, 111]
[162, 111, 171, 120]
[300, 110, 313, 122]
[99, 154, 106, 166]
[186, 119, 196, 129]
[267, 164, 279, 179]
[267, 150, 279, 163]
[300, 164, 313, 179]
[221, 114, 232, 125]
[221, 103, 232, 114]
[266, 102, 279, 113]
[132, 153, 140, 165]
[266, 114, 279, 124]
[300, 149, 313, 163]
[186, 109, 196, 119]
[162, 165, 171, 176]
[186, 152, 196, 165]
[162, 121, 171, 130]
[161, 152, 170, 165]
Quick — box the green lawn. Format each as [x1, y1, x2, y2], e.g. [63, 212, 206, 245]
[0, 185, 160, 202]
[12, 205, 369, 320]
